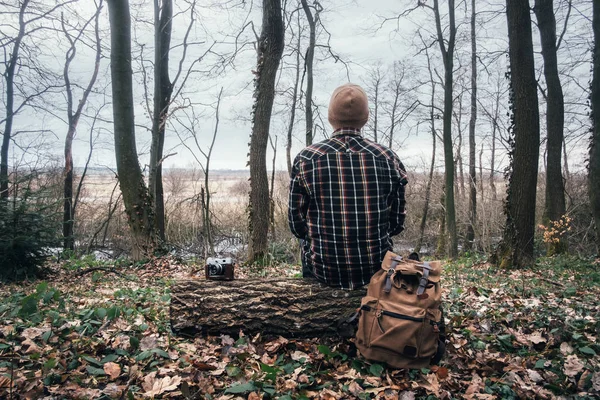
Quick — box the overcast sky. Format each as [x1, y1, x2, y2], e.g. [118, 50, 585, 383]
[2, 0, 594, 174]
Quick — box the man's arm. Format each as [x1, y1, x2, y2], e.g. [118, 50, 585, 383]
[288, 159, 309, 239]
[388, 159, 408, 237]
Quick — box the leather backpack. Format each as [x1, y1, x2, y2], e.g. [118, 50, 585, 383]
[355, 251, 445, 369]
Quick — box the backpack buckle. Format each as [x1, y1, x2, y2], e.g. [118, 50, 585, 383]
[416, 262, 432, 296]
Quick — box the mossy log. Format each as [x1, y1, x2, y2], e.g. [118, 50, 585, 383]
[170, 278, 365, 338]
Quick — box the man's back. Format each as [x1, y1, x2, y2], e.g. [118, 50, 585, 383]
[289, 128, 407, 289]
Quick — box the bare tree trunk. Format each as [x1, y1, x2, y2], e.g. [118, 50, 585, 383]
[286, 19, 302, 177]
[417, 122, 436, 255]
[107, 0, 156, 260]
[202, 89, 223, 256]
[248, 0, 285, 262]
[300, 0, 318, 146]
[269, 134, 277, 237]
[534, 0, 567, 255]
[1, 0, 29, 202]
[433, 0, 458, 258]
[498, 0, 540, 268]
[62, 3, 103, 252]
[170, 278, 364, 337]
[149, 0, 174, 243]
[466, 0, 477, 251]
[590, 0, 600, 254]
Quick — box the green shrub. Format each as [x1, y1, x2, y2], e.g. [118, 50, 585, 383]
[0, 178, 61, 281]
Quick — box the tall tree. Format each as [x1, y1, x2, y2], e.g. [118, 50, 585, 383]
[107, 0, 157, 260]
[149, 0, 174, 243]
[591, 0, 600, 254]
[466, 0, 477, 250]
[61, 2, 103, 251]
[498, 0, 540, 268]
[1, 0, 30, 201]
[431, 0, 458, 258]
[300, 0, 320, 146]
[248, 0, 285, 262]
[534, 0, 567, 255]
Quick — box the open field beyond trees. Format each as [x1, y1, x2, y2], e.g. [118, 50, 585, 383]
[1, 255, 599, 399]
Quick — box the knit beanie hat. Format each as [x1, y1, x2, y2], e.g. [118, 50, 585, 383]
[328, 83, 369, 130]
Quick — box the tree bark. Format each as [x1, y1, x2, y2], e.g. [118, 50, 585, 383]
[107, 0, 157, 260]
[149, 0, 174, 243]
[1, 0, 29, 202]
[170, 278, 364, 337]
[591, 0, 600, 254]
[433, 0, 458, 259]
[286, 21, 302, 177]
[248, 0, 285, 262]
[499, 0, 540, 268]
[300, 0, 316, 146]
[62, 3, 103, 251]
[534, 0, 566, 255]
[466, 0, 477, 251]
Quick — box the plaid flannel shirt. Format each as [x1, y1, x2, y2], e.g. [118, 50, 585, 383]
[288, 128, 408, 289]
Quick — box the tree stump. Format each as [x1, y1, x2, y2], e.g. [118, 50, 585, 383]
[170, 278, 365, 338]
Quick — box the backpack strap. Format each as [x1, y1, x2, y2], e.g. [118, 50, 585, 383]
[416, 262, 431, 296]
[384, 256, 403, 293]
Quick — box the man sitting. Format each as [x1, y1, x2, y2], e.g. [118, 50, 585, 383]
[288, 83, 408, 290]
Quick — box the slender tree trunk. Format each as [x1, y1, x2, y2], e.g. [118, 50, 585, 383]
[373, 79, 379, 143]
[149, 0, 174, 243]
[466, 0, 477, 251]
[301, 0, 316, 146]
[62, 3, 103, 251]
[433, 0, 458, 258]
[416, 119, 436, 255]
[498, 0, 540, 268]
[107, 0, 156, 260]
[248, 0, 285, 262]
[490, 116, 498, 201]
[1, 0, 29, 202]
[269, 135, 277, 237]
[286, 22, 302, 177]
[535, 0, 567, 255]
[590, 0, 600, 254]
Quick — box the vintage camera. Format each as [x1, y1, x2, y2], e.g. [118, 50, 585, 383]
[205, 257, 235, 280]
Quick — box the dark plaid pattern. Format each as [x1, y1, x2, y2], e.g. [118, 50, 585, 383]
[288, 128, 408, 289]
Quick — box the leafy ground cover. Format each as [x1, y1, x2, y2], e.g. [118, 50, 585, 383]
[0, 255, 599, 399]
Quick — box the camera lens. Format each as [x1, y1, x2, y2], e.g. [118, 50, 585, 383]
[209, 264, 224, 275]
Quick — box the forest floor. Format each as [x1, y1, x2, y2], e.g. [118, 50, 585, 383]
[0, 255, 599, 400]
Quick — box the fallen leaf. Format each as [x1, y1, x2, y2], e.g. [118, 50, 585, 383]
[592, 372, 600, 392]
[139, 335, 158, 351]
[0, 375, 11, 388]
[103, 362, 121, 380]
[143, 373, 182, 397]
[563, 355, 584, 377]
[248, 392, 261, 400]
[527, 369, 543, 383]
[21, 327, 44, 340]
[560, 342, 573, 355]
[291, 350, 310, 362]
[399, 391, 416, 400]
[220, 335, 235, 346]
[348, 381, 364, 396]
[436, 366, 449, 380]
[21, 338, 41, 354]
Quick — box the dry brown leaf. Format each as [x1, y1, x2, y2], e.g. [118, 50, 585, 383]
[526, 369, 543, 383]
[560, 342, 574, 355]
[102, 383, 126, 397]
[592, 372, 600, 392]
[464, 373, 483, 397]
[0, 375, 11, 388]
[398, 391, 416, 400]
[248, 392, 261, 400]
[319, 388, 339, 399]
[563, 355, 584, 377]
[20, 327, 44, 340]
[21, 338, 41, 354]
[290, 350, 310, 362]
[139, 335, 158, 351]
[143, 373, 182, 397]
[578, 370, 592, 391]
[348, 381, 364, 396]
[436, 366, 449, 380]
[103, 362, 121, 380]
